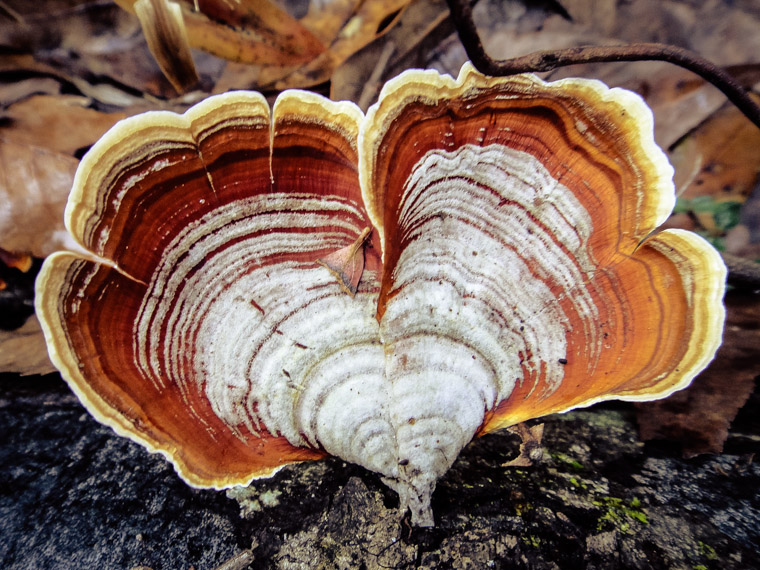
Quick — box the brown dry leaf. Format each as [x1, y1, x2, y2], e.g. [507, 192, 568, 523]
[0, 137, 79, 257]
[317, 227, 371, 296]
[627, 68, 727, 150]
[331, 0, 450, 105]
[636, 291, 760, 458]
[264, 0, 410, 89]
[116, 0, 325, 66]
[181, 0, 324, 65]
[665, 99, 760, 239]
[503, 423, 545, 468]
[2, 94, 126, 156]
[670, 99, 760, 204]
[0, 93, 124, 256]
[0, 314, 55, 376]
[218, 0, 411, 91]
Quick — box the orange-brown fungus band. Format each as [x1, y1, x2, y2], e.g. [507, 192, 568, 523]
[36, 63, 726, 526]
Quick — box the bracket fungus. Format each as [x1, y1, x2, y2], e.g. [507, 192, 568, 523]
[36, 63, 726, 527]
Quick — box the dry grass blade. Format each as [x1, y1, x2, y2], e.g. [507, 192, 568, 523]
[134, 0, 199, 93]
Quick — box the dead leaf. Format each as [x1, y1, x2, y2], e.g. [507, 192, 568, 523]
[331, 0, 450, 105]
[263, 0, 410, 89]
[633, 69, 727, 150]
[116, 0, 325, 66]
[0, 314, 55, 376]
[216, 0, 412, 91]
[636, 291, 760, 458]
[2, 94, 125, 155]
[503, 423, 545, 467]
[0, 3, 180, 98]
[670, 100, 760, 204]
[0, 136, 80, 257]
[317, 227, 371, 296]
[0, 92, 125, 257]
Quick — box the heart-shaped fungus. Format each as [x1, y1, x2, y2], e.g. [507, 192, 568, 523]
[36, 64, 726, 526]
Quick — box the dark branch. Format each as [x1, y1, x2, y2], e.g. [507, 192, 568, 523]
[445, 0, 760, 130]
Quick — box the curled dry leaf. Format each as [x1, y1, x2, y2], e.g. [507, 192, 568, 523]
[133, 0, 199, 94]
[35, 64, 725, 526]
[317, 227, 372, 296]
[113, 0, 411, 92]
[116, 0, 325, 66]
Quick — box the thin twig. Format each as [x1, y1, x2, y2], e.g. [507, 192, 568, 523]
[444, 0, 760, 130]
